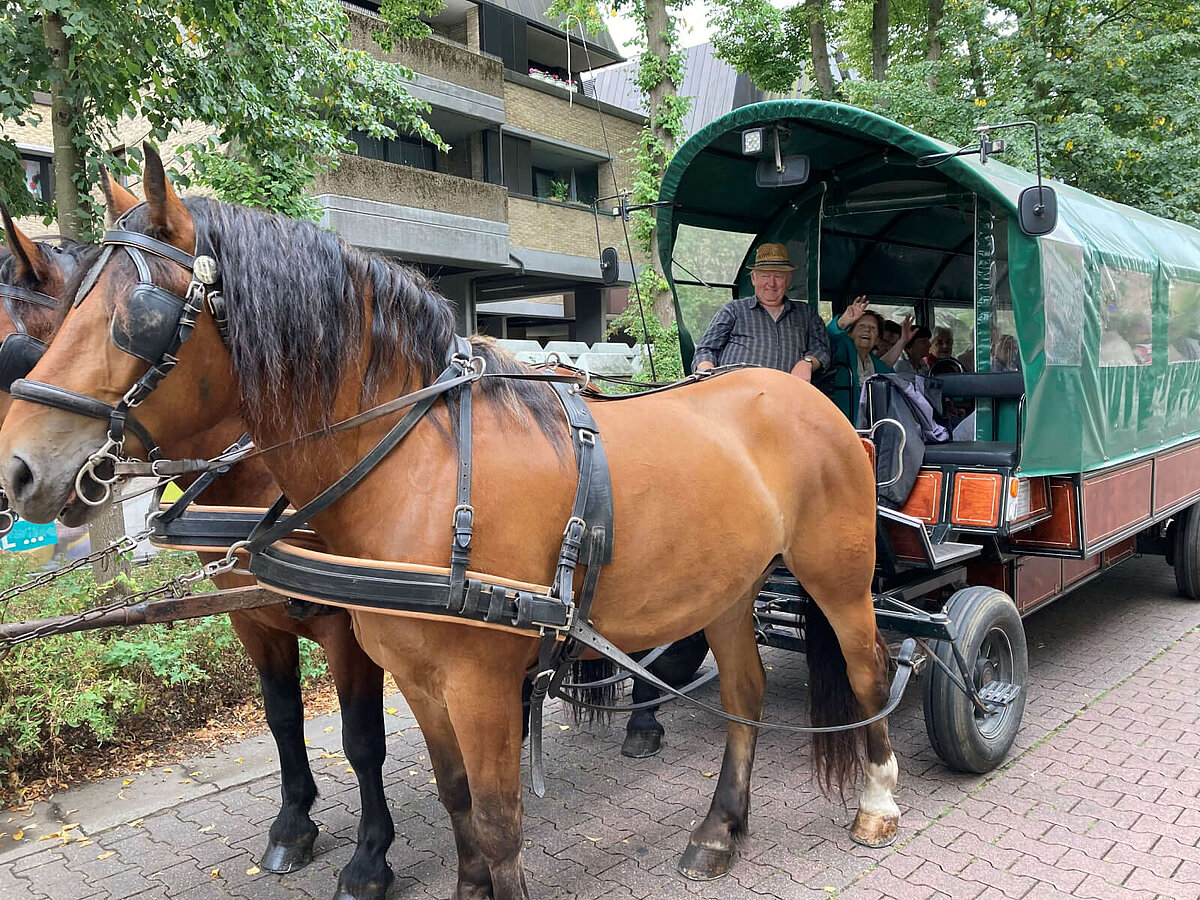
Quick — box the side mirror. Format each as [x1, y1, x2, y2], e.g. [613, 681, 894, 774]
[756, 154, 810, 188]
[599, 246, 620, 285]
[1018, 185, 1057, 236]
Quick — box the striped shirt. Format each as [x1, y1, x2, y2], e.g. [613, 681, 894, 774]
[692, 296, 831, 372]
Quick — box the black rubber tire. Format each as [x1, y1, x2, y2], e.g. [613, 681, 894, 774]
[1173, 507, 1200, 600]
[923, 586, 1028, 774]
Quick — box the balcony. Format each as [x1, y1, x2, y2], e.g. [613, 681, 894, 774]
[313, 156, 510, 266]
[508, 196, 643, 281]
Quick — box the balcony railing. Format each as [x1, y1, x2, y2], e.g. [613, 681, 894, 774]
[345, 11, 502, 97]
[314, 156, 508, 223]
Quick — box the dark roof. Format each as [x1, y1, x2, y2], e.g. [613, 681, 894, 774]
[585, 42, 797, 136]
[482, 0, 622, 61]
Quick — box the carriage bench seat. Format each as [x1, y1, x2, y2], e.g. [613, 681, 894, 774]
[922, 441, 1019, 469]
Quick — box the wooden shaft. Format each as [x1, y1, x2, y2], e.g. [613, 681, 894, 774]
[0, 586, 283, 642]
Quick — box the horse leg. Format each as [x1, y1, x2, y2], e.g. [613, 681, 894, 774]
[228, 613, 320, 873]
[313, 617, 393, 900]
[623, 631, 710, 759]
[802, 583, 899, 849]
[679, 596, 764, 881]
[444, 660, 530, 900]
[406, 691, 494, 900]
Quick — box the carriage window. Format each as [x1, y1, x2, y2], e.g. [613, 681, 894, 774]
[1098, 265, 1153, 367]
[1168, 279, 1200, 363]
[930, 305, 974, 365]
[1042, 239, 1085, 366]
[671, 225, 756, 287]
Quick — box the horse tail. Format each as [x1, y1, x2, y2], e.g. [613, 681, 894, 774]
[567, 658, 619, 724]
[805, 598, 865, 798]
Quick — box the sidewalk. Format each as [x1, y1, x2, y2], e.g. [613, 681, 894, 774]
[2, 555, 1197, 900]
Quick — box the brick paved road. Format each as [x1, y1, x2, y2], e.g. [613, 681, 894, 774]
[2, 556, 1198, 900]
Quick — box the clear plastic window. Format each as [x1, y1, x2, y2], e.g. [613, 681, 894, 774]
[671, 225, 757, 287]
[930, 304, 974, 367]
[676, 283, 734, 339]
[1042, 239, 1085, 366]
[1168, 279, 1200, 363]
[1098, 265, 1153, 367]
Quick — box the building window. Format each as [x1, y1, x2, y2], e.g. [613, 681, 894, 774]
[479, 5, 527, 73]
[21, 153, 53, 202]
[349, 129, 437, 172]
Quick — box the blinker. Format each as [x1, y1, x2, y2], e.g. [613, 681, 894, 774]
[111, 283, 188, 364]
[0, 333, 47, 393]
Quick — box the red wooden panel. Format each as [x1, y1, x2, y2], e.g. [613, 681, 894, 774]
[1015, 555, 1062, 613]
[1082, 461, 1153, 546]
[1153, 441, 1200, 515]
[966, 559, 1011, 594]
[952, 473, 1002, 528]
[1102, 536, 1137, 567]
[1013, 479, 1079, 549]
[900, 470, 943, 524]
[1062, 553, 1101, 588]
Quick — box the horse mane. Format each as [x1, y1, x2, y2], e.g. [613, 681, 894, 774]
[104, 197, 565, 448]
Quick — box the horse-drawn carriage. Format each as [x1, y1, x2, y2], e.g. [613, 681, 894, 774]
[655, 99, 1200, 772]
[1, 100, 1199, 898]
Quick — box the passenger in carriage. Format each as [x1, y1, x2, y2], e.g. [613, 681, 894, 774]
[924, 326, 955, 369]
[692, 243, 830, 381]
[825, 295, 912, 419]
[893, 326, 933, 375]
[875, 319, 903, 357]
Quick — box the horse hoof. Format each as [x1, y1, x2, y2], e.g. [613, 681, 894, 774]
[850, 809, 899, 848]
[621, 729, 663, 758]
[259, 832, 317, 873]
[677, 842, 733, 881]
[332, 872, 394, 900]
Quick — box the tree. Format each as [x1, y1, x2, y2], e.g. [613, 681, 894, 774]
[547, 0, 690, 380]
[706, 0, 1200, 227]
[1, 0, 445, 238]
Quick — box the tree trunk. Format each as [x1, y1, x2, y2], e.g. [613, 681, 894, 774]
[807, 0, 836, 99]
[642, 0, 677, 326]
[42, 11, 86, 240]
[925, 0, 944, 88]
[967, 34, 986, 99]
[871, 0, 890, 80]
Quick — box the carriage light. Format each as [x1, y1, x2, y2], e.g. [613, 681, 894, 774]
[1006, 477, 1031, 522]
[742, 127, 765, 156]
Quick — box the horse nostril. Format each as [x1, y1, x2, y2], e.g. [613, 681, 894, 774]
[2, 454, 36, 504]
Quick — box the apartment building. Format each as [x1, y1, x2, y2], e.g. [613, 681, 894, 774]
[7, 0, 647, 342]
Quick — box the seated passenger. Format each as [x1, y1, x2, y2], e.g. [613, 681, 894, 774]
[875, 319, 903, 357]
[826, 296, 911, 419]
[894, 326, 932, 375]
[991, 332, 1021, 372]
[924, 326, 955, 369]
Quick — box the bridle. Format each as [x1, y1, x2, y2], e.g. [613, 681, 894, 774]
[9, 208, 227, 505]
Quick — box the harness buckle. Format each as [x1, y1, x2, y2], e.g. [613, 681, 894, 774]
[577, 429, 596, 447]
[562, 515, 586, 538]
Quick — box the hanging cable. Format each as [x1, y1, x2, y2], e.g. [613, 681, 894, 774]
[567, 16, 657, 380]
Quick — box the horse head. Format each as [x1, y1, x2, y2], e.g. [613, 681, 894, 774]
[0, 145, 238, 525]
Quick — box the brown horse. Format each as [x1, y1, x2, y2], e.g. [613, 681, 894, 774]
[0, 193, 394, 900]
[0, 151, 900, 899]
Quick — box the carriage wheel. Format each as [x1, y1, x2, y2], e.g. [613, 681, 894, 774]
[923, 586, 1027, 774]
[1172, 506, 1200, 600]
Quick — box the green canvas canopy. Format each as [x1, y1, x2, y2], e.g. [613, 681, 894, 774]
[658, 100, 1200, 478]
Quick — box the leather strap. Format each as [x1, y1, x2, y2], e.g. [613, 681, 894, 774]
[102, 229, 196, 270]
[0, 284, 58, 310]
[244, 363, 465, 553]
[10, 379, 159, 458]
[448, 336, 475, 612]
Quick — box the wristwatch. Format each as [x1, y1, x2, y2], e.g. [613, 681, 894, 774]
[802, 356, 816, 367]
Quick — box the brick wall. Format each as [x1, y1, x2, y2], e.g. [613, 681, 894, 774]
[504, 79, 641, 191]
[509, 196, 647, 266]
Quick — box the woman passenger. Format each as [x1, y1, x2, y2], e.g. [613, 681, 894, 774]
[826, 296, 910, 419]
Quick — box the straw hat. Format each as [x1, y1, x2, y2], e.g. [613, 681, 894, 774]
[746, 243, 795, 272]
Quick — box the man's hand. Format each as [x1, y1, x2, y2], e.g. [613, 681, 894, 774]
[790, 359, 813, 382]
[837, 295, 870, 330]
[695, 360, 715, 372]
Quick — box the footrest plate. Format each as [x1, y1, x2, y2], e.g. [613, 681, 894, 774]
[978, 681, 1020, 708]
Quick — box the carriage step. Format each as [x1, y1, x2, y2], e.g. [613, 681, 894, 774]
[978, 681, 1021, 708]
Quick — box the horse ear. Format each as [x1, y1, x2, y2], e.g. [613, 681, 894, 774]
[141, 142, 195, 252]
[99, 165, 140, 221]
[0, 201, 52, 285]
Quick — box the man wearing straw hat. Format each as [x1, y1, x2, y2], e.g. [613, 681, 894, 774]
[692, 242, 830, 382]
